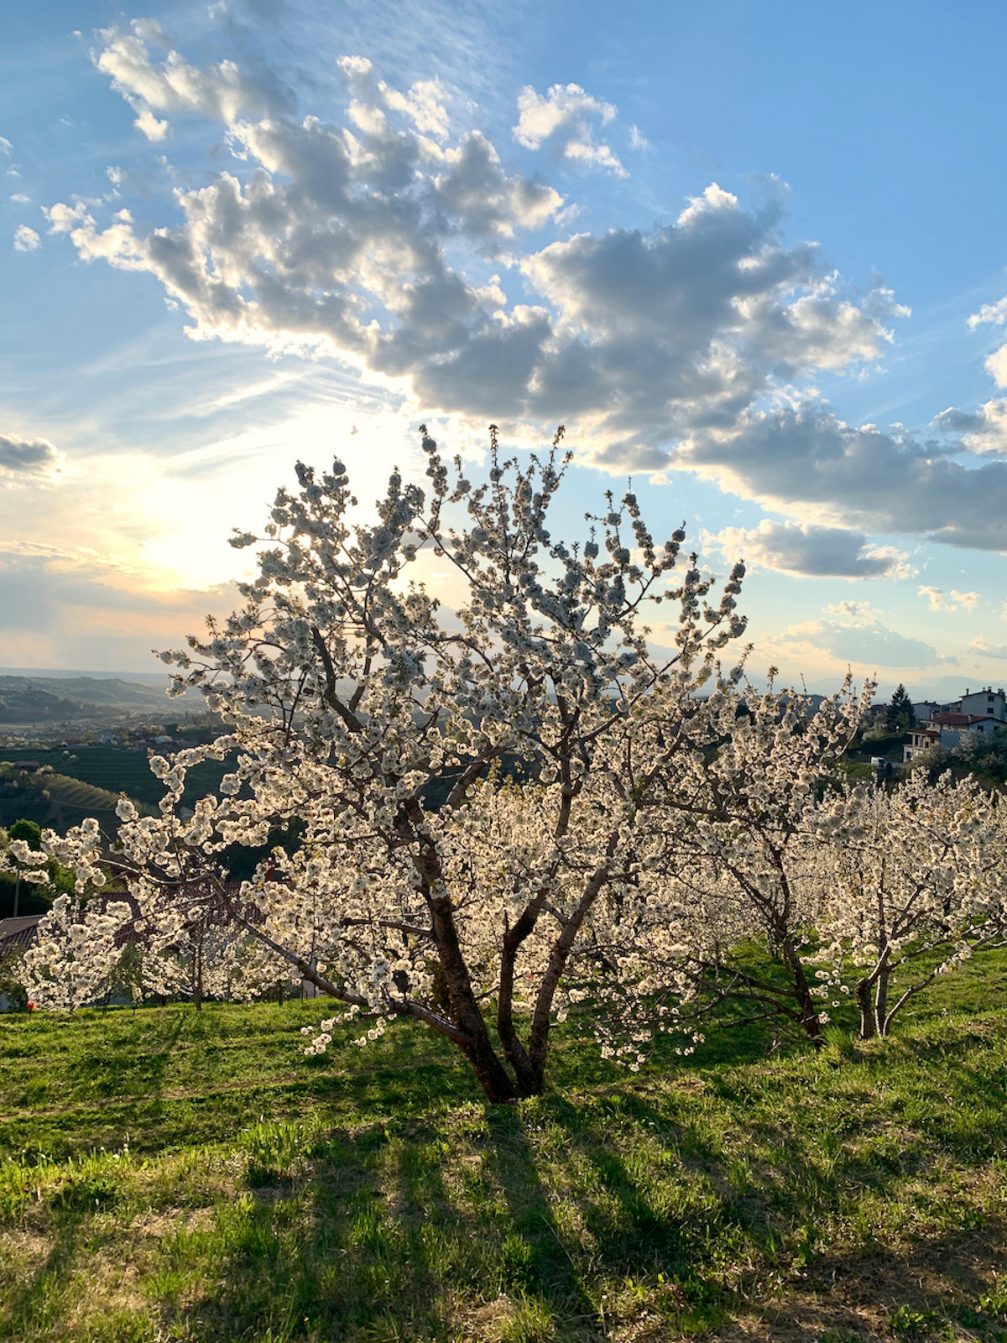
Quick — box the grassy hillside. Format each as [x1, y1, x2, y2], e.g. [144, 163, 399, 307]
[0, 762, 160, 833]
[0, 748, 229, 819]
[2, 963, 1007, 1342]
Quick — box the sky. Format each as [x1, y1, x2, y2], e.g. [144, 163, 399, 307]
[2, 0, 1007, 698]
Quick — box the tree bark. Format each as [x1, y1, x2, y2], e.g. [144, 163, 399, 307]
[874, 968, 889, 1037]
[856, 978, 876, 1039]
[780, 936, 824, 1048]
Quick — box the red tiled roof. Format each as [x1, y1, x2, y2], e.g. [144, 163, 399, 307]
[931, 713, 1002, 727]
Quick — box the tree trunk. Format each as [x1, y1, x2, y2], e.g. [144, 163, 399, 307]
[458, 1035, 523, 1103]
[856, 978, 876, 1039]
[780, 937, 824, 1048]
[874, 967, 889, 1037]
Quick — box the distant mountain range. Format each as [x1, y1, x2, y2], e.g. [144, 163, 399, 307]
[0, 671, 184, 725]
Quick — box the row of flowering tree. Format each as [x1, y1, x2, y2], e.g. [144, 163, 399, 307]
[5, 430, 1006, 1100]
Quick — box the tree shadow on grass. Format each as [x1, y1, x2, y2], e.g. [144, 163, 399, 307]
[0, 1202, 99, 1338]
[172, 1115, 491, 1343]
[480, 1104, 609, 1340]
[714, 1217, 1007, 1342]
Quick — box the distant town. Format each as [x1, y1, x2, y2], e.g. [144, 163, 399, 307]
[904, 685, 1007, 762]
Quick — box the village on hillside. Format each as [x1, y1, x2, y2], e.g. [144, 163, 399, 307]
[904, 685, 1007, 762]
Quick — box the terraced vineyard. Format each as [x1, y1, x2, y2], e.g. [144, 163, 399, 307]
[0, 747, 230, 820]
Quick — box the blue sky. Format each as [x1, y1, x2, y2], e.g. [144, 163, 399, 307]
[2, 0, 1007, 696]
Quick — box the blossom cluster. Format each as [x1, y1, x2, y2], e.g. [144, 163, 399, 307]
[5, 430, 1003, 1096]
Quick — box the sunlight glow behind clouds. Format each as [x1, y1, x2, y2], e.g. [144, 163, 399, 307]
[6, 4, 1007, 685]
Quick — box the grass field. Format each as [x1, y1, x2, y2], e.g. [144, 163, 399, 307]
[2, 961, 1007, 1342]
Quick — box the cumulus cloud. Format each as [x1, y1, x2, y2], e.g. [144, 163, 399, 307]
[93, 18, 292, 139]
[513, 82, 625, 175]
[968, 294, 1007, 330]
[672, 404, 1007, 553]
[966, 293, 1007, 398]
[49, 28, 901, 456]
[917, 585, 979, 612]
[705, 519, 916, 579]
[0, 135, 12, 156]
[13, 224, 40, 253]
[932, 401, 1007, 455]
[0, 432, 61, 482]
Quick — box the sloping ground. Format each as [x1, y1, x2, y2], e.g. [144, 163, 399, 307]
[0, 763, 157, 833]
[0, 747, 229, 812]
[1, 960, 1007, 1342]
[0, 674, 173, 725]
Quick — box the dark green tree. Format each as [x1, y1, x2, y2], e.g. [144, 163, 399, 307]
[886, 683, 914, 734]
[7, 818, 42, 850]
[1, 819, 72, 918]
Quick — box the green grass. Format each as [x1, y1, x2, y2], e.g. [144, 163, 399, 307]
[3, 959, 1007, 1342]
[0, 747, 229, 813]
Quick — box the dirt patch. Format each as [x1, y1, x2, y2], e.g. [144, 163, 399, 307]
[716, 1220, 1007, 1341]
[130, 1205, 216, 1240]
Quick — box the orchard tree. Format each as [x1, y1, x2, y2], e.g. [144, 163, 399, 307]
[814, 772, 1007, 1038]
[19, 886, 134, 1012]
[11, 428, 748, 1102]
[614, 680, 872, 1050]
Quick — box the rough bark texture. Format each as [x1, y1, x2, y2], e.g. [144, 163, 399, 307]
[781, 937, 824, 1048]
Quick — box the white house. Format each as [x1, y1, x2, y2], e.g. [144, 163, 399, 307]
[903, 712, 1007, 762]
[952, 687, 1007, 722]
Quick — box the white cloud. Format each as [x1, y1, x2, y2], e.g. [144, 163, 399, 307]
[970, 637, 1007, 659]
[781, 616, 940, 669]
[13, 224, 40, 253]
[51, 24, 969, 585]
[968, 294, 1007, 329]
[966, 293, 1007, 400]
[932, 400, 1007, 454]
[917, 585, 979, 613]
[53, 29, 901, 456]
[9, 192, 30, 204]
[93, 19, 291, 139]
[985, 346, 1007, 389]
[0, 432, 61, 481]
[822, 599, 884, 624]
[513, 82, 625, 175]
[0, 136, 12, 156]
[705, 519, 915, 579]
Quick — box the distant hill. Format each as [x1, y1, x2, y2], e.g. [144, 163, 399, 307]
[0, 667, 173, 687]
[0, 673, 180, 724]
